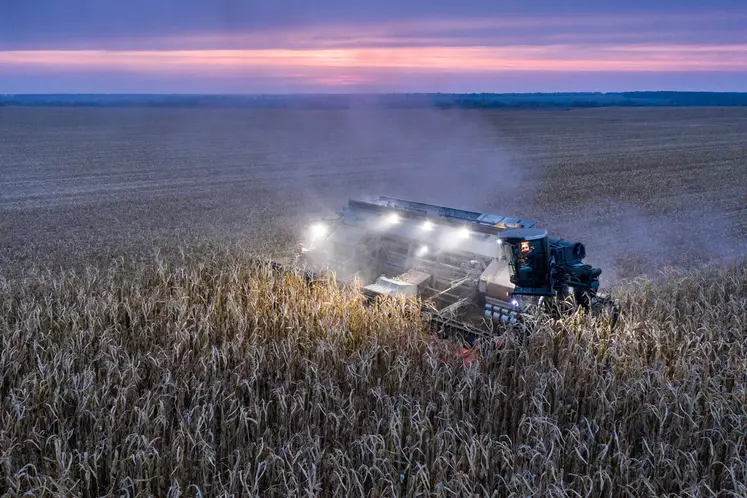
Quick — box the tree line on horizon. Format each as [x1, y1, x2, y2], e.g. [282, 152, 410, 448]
[2, 91, 747, 108]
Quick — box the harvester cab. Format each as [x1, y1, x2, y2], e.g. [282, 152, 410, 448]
[498, 228, 553, 296]
[295, 196, 609, 335]
[498, 228, 601, 304]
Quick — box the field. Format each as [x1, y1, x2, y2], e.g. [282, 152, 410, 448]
[1, 107, 746, 496]
[2, 106, 746, 274]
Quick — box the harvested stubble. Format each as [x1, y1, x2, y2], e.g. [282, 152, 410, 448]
[0, 249, 745, 497]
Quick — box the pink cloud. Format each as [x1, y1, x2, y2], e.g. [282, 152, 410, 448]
[1, 44, 746, 81]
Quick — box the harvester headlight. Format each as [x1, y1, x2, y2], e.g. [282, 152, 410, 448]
[416, 245, 429, 257]
[511, 299, 519, 307]
[310, 223, 328, 239]
[421, 220, 434, 231]
[458, 227, 470, 239]
[386, 213, 400, 225]
[496, 238, 503, 245]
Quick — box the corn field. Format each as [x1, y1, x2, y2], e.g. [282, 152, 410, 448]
[1, 249, 745, 497]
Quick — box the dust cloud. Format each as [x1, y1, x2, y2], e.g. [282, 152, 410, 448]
[268, 105, 527, 222]
[266, 105, 746, 285]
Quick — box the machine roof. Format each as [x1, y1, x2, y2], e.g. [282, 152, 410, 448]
[498, 228, 548, 241]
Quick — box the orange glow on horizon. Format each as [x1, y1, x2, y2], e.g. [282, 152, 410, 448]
[1, 45, 746, 83]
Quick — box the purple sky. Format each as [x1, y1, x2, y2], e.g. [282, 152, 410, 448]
[1, 1, 746, 93]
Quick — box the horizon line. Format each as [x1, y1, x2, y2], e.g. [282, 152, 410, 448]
[4, 90, 747, 96]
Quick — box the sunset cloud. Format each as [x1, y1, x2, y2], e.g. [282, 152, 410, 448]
[2, 44, 746, 78]
[1, 6, 745, 92]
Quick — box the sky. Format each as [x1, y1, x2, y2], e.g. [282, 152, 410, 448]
[1, 0, 746, 93]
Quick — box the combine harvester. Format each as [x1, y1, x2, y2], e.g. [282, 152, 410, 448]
[295, 196, 615, 336]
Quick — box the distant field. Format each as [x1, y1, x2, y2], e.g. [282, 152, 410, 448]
[1, 106, 745, 278]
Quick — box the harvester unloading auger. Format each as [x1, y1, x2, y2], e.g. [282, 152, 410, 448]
[294, 196, 617, 336]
